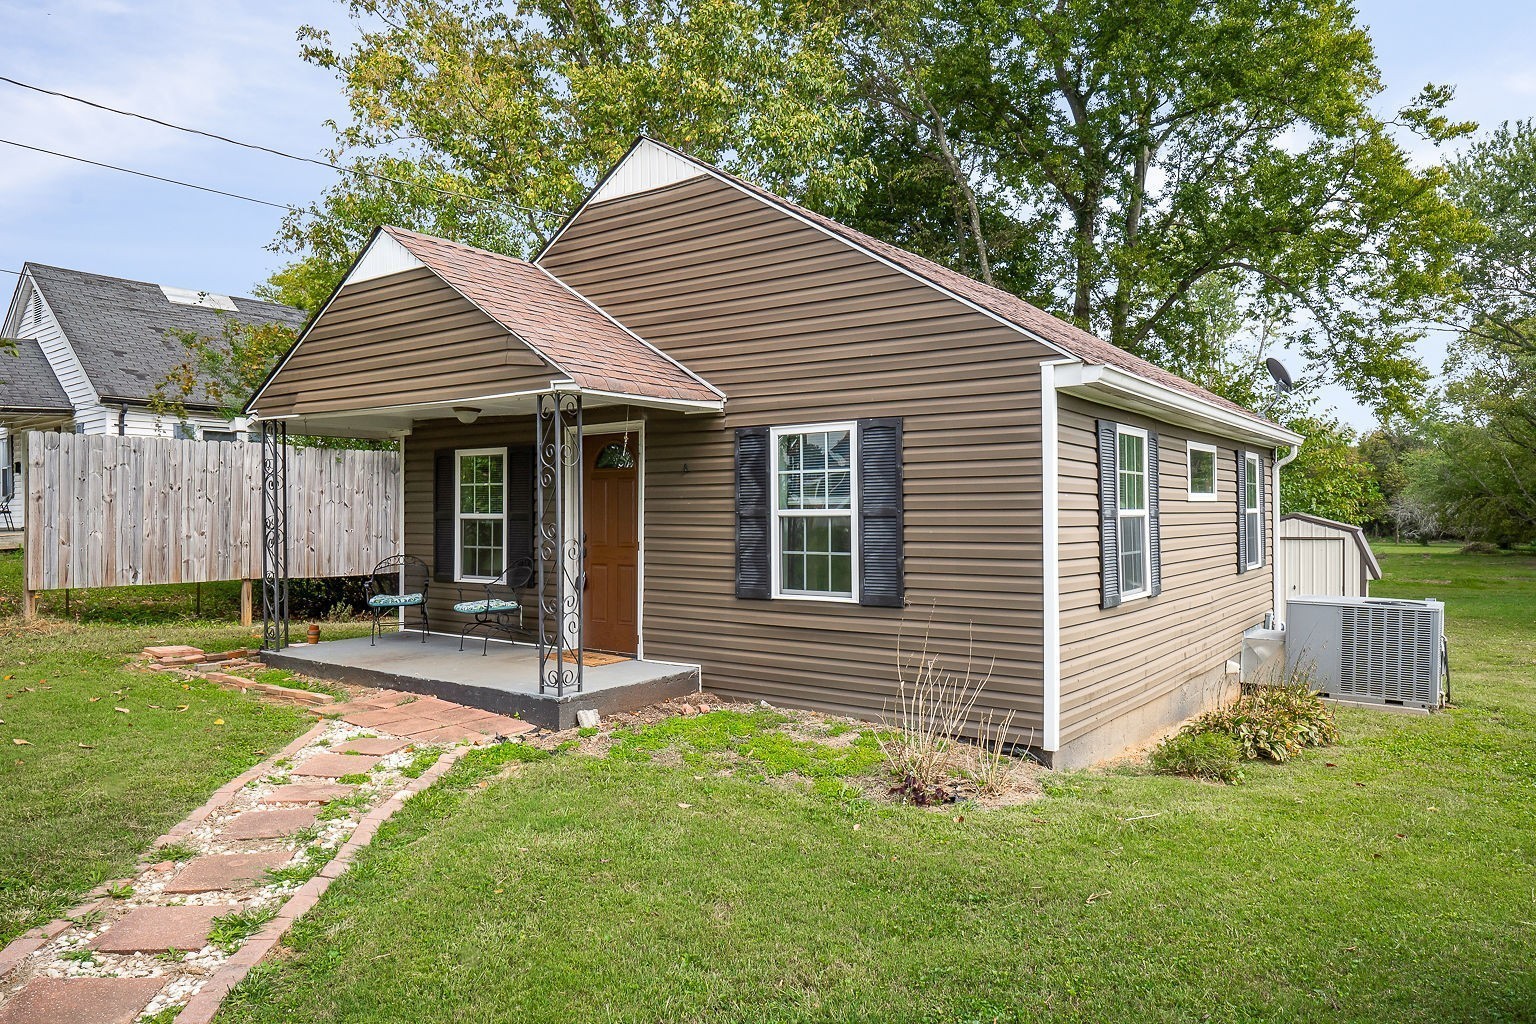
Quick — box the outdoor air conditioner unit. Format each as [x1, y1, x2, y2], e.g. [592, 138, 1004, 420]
[1284, 596, 1446, 710]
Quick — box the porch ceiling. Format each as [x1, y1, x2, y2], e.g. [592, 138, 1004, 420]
[264, 385, 716, 440]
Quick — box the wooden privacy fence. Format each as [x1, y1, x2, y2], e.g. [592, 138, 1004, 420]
[24, 431, 400, 601]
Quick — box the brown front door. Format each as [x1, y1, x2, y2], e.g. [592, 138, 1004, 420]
[583, 433, 640, 654]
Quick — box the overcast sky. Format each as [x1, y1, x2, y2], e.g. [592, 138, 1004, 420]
[3, 0, 1534, 429]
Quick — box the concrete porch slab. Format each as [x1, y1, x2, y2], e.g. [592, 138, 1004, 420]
[264, 633, 700, 730]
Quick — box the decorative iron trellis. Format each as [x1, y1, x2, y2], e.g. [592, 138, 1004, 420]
[259, 420, 290, 651]
[535, 391, 583, 695]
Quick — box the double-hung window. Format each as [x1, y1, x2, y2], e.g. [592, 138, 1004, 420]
[772, 424, 856, 600]
[1243, 452, 1262, 569]
[1116, 426, 1151, 598]
[456, 447, 506, 581]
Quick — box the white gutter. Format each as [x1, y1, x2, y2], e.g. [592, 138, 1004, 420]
[1054, 362, 1304, 448]
[1272, 442, 1301, 627]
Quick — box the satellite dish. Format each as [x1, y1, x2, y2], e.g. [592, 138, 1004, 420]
[1265, 358, 1294, 394]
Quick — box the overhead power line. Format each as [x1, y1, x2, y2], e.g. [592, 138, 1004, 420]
[0, 74, 563, 222]
[0, 137, 300, 211]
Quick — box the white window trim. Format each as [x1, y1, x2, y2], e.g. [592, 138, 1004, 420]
[769, 421, 859, 603]
[1116, 424, 1153, 602]
[1243, 451, 1263, 570]
[455, 446, 508, 583]
[1187, 440, 1219, 501]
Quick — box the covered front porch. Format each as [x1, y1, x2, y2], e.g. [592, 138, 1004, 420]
[266, 632, 700, 730]
[244, 224, 725, 725]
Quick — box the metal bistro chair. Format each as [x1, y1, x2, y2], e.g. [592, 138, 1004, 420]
[453, 557, 534, 655]
[0, 497, 13, 532]
[364, 555, 432, 646]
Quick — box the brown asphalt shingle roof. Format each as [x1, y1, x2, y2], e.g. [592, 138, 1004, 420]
[635, 140, 1276, 427]
[381, 227, 722, 404]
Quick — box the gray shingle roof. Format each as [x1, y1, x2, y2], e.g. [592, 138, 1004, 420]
[0, 338, 71, 412]
[23, 264, 306, 406]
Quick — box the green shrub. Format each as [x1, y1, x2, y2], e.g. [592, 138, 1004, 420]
[1188, 683, 1340, 762]
[1150, 732, 1244, 784]
[1459, 540, 1499, 555]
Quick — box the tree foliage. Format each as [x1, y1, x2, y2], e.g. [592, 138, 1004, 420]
[272, 0, 866, 299]
[833, 0, 1476, 416]
[151, 318, 299, 422]
[1403, 338, 1536, 545]
[1445, 120, 1536, 360]
[1279, 416, 1383, 526]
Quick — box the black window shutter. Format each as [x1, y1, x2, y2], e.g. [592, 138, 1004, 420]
[858, 417, 904, 608]
[1255, 451, 1266, 568]
[433, 449, 456, 582]
[1147, 428, 1162, 597]
[735, 426, 771, 599]
[1098, 419, 1121, 609]
[1236, 450, 1249, 574]
[505, 444, 535, 568]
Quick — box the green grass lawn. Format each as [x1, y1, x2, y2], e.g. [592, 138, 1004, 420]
[0, 550, 313, 943]
[201, 542, 1536, 1024]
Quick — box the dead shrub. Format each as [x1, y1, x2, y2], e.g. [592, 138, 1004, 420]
[882, 623, 996, 804]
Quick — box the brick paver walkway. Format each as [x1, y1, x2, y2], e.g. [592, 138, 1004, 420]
[326, 690, 535, 742]
[0, 682, 536, 1024]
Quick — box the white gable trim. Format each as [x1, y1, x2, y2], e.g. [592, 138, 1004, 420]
[590, 142, 706, 205]
[1055, 362, 1304, 447]
[349, 230, 425, 284]
[9, 273, 98, 412]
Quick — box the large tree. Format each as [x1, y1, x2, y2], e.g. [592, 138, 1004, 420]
[834, 0, 1476, 415]
[269, 0, 864, 310]
[1403, 336, 1536, 545]
[1445, 120, 1536, 360]
[269, 0, 1472, 419]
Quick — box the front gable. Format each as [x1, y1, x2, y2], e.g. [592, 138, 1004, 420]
[252, 262, 564, 419]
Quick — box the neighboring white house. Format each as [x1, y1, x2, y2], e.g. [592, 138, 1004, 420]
[1279, 512, 1382, 599]
[0, 264, 306, 528]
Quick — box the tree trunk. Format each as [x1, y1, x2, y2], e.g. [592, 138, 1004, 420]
[1072, 183, 1099, 327]
[1111, 140, 1151, 346]
[917, 89, 993, 285]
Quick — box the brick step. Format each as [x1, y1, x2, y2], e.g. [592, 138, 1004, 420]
[164, 851, 292, 894]
[90, 905, 224, 955]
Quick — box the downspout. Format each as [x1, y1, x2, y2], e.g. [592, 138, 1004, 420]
[1039, 359, 1075, 759]
[118, 403, 128, 436]
[1272, 442, 1300, 627]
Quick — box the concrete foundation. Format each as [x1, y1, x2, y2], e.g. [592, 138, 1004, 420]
[1047, 659, 1241, 770]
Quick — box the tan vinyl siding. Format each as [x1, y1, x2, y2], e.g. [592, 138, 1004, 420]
[1056, 395, 1273, 747]
[401, 411, 637, 635]
[257, 268, 561, 417]
[542, 175, 1052, 739]
[402, 415, 534, 634]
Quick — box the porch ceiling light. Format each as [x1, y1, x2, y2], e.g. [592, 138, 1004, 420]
[453, 406, 482, 424]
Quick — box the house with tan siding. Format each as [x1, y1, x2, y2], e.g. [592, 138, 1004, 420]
[248, 137, 1303, 767]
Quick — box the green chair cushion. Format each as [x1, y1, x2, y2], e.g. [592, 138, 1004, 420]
[454, 598, 521, 615]
[368, 593, 424, 608]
